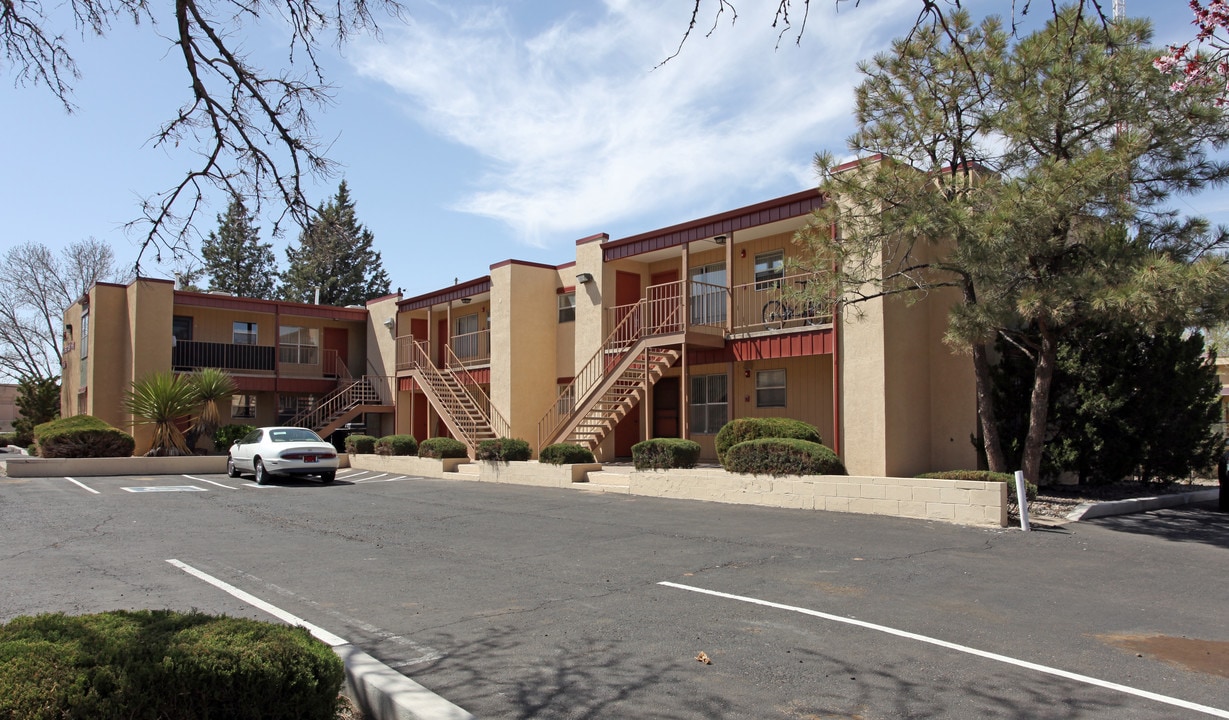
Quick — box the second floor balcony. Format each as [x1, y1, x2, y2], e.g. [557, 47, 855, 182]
[173, 341, 350, 378]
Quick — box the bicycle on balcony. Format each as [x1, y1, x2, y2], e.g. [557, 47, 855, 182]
[761, 279, 822, 329]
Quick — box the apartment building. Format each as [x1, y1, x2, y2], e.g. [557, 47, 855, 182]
[62, 188, 977, 476]
[61, 279, 394, 452]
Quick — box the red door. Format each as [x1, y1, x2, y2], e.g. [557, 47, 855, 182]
[653, 376, 680, 438]
[323, 328, 347, 377]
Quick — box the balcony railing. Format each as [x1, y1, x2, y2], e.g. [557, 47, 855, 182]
[173, 340, 275, 372]
[448, 329, 491, 369]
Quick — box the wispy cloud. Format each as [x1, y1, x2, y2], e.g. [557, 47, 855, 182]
[353, 0, 916, 245]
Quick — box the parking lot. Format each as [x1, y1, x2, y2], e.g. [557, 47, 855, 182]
[2, 469, 1227, 718]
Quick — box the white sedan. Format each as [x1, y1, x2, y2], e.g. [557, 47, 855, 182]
[227, 426, 338, 484]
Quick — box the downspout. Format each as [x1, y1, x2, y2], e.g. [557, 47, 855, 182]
[274, 302, 281, 422]
[829, 221, 842, 459]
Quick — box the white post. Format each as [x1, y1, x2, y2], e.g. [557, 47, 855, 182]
[1014, 470, 1031, 532]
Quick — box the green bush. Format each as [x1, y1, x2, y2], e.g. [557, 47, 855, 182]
[375, 434, 418, 456]
[476, 437, 532, 462]
[715, 417, 822, 464]
[539, 443, 596, 465]
[0, 610, 343, 720]
[917, 470, 1038, 502]
[344, 434, 377, 454]
[33, 415, 135, 459]
[724, 438, 847, 477]
[418, 437, 469, 459]
[0, 432, 14, 446]
[213, 424, 255, 450]
[632, 438, 701, 470]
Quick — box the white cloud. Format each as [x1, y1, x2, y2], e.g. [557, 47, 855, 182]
[353, 0, 917, 245]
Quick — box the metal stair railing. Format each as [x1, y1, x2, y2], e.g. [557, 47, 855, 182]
[537, 284, 685, 450]
[406, 339, 502, 449]
[285, 376, 381, 432]
[558, 347, 680, 449]
[439, 340, 510, 439]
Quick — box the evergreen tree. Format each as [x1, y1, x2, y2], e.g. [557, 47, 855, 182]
[994, 323, 1223, 485]
[201, 196, 279, 299]
[280, 181, 390, 306]
[795, 8, 1229, 483]
[13, 374, 60, 445]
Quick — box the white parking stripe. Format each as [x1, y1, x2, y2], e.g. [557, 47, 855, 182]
[184, 475, 237, 489]
[659, 582, 1229, 718]
[353, 473, 389, 483]
[64, 476, 100, 494]
[167, 559, 348, 646]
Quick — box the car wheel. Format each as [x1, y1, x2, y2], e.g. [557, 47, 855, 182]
[226, 455, 241, 478]
[320, 471, 336, 484]
[254, 458, 268, 485]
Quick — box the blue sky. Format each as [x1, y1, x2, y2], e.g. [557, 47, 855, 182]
[1, 0, 1220, 298]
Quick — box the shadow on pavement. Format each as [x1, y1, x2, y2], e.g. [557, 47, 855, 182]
[1086, 501, 1229, 549]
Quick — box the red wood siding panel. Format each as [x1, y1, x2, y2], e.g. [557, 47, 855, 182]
[689, 329, 834, 364]
[235, 376, 277, 392]
[603, 190, 824, 261]
[399, 377, 417, 392]
[174, 291, 367, 321]
[398, 278, 493, 311]
[456, 368, 490, 386]
[278, 378, 337, 395]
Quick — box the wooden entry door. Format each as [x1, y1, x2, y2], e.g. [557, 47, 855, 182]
[323, 328, 348, 377]
[653, 376, 680, 438]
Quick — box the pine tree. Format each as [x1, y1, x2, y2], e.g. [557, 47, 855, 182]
[796, 8, 1229, 484]
[201, 196, 279, 299]
[280, 181, 390, 306]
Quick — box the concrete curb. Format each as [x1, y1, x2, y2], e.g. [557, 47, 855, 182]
[1065, 489, 1220, 521]
[335, 644, 474, 720]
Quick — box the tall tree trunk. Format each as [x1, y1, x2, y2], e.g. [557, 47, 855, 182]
[972, 340, 1008, 472]
[1022, 318, 1058, 485]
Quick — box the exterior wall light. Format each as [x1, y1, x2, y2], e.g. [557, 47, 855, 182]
[461, 297, 472, 304]
[576, 272, 595, 284]
[714, 235, 727, 245]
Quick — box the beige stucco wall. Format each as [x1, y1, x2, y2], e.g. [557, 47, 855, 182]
[490, 262, 562, 450]
[126, 279, 176, 452]
[0, 384, 16, 432]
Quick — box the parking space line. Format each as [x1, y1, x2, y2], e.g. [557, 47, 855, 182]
[658, 581, 1229, 719]
[64, 476, 100, 494]
[184, 475, 237, 489]
[167, 559, 348, 646]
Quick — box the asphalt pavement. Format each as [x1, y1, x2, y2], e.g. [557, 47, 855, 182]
[1, 468, 1226, 719]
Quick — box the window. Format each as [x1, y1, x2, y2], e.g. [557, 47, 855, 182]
[232, 394, 256, 419]
[279, 326, 319, 364]
[756, 369, 787, 408]
[453, 313, 479, 359]
[278, 395, 314, 423]
[233, 322, 258, 345]
[172, 315, 193, 342]
[754, 250, 785, 290]
[689, 374, 728, 434]
[690, 262, 727, 325]
[81, 311, 90, 359]
[557, 383, 576, 416]
[558, 292, 576, 323]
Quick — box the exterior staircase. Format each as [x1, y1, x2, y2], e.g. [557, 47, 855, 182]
[402, 339, 509, 456]
[286, 376, 393, 438]
[538, 294, 684, 454]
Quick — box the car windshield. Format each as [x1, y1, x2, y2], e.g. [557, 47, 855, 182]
[268, 428, 324, 443]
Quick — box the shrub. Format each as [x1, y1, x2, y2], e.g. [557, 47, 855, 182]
[539, 443, 596, 465]
[418, 437, 469, 459]
[375, 434, 418, 456]
[345, 434, 377, 454]
[476, 437, 532, 462]
[213, 424, 255, 450]
[724, 438, 847, 477]
[715, 417, 823, 464]
[33, 415, 135, 459]
[0, 609, 343, 720]
[917, 470, 1038, 503]
[632, 438, 701, 470]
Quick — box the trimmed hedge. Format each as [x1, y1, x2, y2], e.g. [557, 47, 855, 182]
[0, 610, 343, 720]
[917, 470, 1038, 502]
[476, 437, 532, 462]
[33, 415, 135, 459]
[724, 438, 847, 477]
[539, 443, 595, 465]
[632, 438, 701, 470]
[213, 424, 255, 451]
[418, 437, 469, 459]
[715, 418, 822, 464]
[375, 434, 418, 456]
[344, 434, 377, 454]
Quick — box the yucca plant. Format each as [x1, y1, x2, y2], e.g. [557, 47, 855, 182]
[189, 368, 237, 448]
[124, 371, 201, 456]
